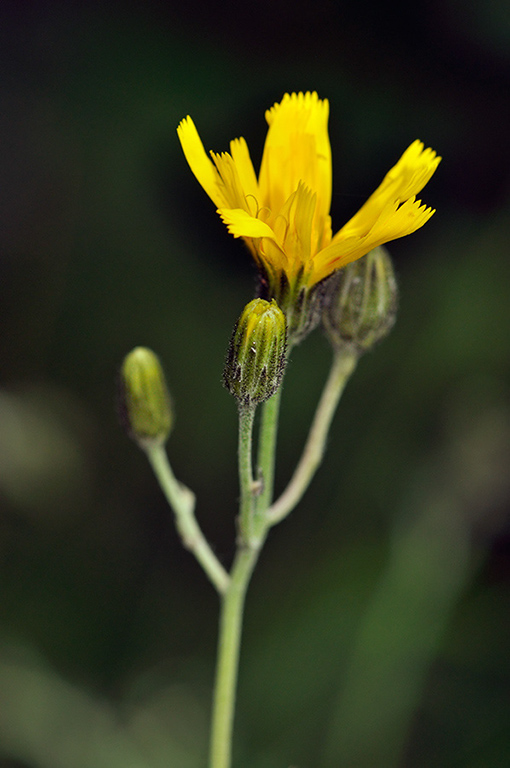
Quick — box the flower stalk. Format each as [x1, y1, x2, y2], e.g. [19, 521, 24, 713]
[237, 403, 257, 545]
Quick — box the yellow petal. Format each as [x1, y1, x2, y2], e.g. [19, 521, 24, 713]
[273, 183, 316, 275]
[217, 208, 277, 240]
[258, 92, 331, 226]
[313, 198, 436, 283]
[340, 140, 441, 238]
[177, 117, 227, 208]
[387, 140, 441, 199]
[229, 137, 259, 212]
[257, 237, 290, 277]
[210, 151, 255, 213]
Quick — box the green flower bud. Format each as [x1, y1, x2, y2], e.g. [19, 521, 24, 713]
[224, 298, 287, 407]
[119, 347, 173, 447]
[323, 246, 398, 354]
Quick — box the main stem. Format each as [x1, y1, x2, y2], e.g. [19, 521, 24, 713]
[209, 386, 284, 768]
[209, 544, 261, 768]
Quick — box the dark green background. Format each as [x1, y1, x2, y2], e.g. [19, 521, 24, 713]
[0, 2, 509, 766]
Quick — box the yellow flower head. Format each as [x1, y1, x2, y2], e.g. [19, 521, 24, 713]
[177, 92, 440, 341]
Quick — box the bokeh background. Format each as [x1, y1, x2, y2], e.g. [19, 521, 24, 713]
[1, 1, 510, 766]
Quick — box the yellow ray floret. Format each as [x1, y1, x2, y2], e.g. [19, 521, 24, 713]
[177, 93, 441, 288]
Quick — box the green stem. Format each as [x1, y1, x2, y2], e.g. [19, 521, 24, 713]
[209, 544, 262, 768]
[208, 347, 288, 766]
[209, 385, 283, 767]
[266, 348, 358, 526]
[255, 384, 284, 514]
[237, 404, 257, 544]
[146, 444, 230, 595]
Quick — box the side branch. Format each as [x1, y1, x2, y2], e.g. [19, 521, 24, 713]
[146, 444, 231, 595]
[265, 348, 358, 526]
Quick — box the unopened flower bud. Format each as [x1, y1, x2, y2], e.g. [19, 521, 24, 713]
[119, 347, 173, 447]
[323, 246, 398, 354]
[224, 298, 287, 407]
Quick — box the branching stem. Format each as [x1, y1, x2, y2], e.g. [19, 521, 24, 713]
[146, 444, 230, 595]
[266, 348, 358, 526]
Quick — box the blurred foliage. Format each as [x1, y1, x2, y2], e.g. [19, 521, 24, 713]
[0, 1, 509, 766]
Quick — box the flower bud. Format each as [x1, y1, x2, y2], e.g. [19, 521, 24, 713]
[118, 347, 173, 447]
[323, 246, 398, 354]
[224, 298, 287, 407]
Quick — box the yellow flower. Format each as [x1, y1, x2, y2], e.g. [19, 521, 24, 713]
[177, 92, 440, 292]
